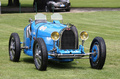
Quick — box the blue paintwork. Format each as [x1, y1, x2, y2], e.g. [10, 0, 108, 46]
[23, 20, 85, 62]
[91, 45, 98, 62]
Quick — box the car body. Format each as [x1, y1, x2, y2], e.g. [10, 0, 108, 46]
[46, 0, 70, 12]
[9, 13, 106, 71]
[33, 0, 70, 12]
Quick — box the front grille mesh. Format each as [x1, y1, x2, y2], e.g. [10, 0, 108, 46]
[61, 30, 75, 49]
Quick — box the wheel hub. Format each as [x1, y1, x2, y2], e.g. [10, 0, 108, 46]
[10, 38, 15, 60]
[91, 44, 99, 62]
[35, 44, 42, 68]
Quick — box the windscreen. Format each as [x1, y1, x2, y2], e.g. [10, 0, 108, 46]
[35, 13, 47, 21]
[51, 13, 63, 21]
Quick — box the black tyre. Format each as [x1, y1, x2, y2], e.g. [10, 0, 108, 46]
[70, 25, 79, 49]
[90, 37, 106, 69]
[33, 38, 48, 71]
[9, 33, 21, 62]
[65, 8, 70, 12]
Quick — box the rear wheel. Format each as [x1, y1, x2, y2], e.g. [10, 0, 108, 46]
[9, 33, 21, 62]
[90, 37, 106, 69]
[33, 38, 48, 71]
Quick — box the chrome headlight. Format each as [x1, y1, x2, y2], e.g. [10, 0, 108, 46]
[80, 31, 89, 40]
[51, 31, 60, 41]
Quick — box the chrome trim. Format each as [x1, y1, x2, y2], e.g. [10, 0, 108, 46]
[80, 31, 89, 41]
[59, 27, 67, 49]
[21, 46, 29, 49]
[48, 53, 94, 59]
[51, 31, 60, 41]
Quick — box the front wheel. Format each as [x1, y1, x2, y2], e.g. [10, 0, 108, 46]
[33, 38, 48, 71]
[65, 8, 70, 12]
[90, 37, 106, 69]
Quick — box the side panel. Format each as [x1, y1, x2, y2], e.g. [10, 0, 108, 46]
[23, 25, 33, 56]
[23, 25, 30, 48]
[37, 36, 54, 52]
[23, 22, 37, 56]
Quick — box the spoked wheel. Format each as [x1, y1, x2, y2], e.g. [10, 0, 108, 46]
[9, 33, 21, 62]
[34, 43, 42, 69]
[90, 37, 106, 69]
[33, 38, 48, 71]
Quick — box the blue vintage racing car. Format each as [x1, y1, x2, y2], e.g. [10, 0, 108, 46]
[9, 13, 106, 71]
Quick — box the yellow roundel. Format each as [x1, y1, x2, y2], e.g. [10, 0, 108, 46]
[80, 31, 89, 40]
[51, 31, 60, 41]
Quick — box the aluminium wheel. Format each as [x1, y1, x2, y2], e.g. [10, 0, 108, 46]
[9, 33, 21, 62]
[33, 38, 48, 71]
[90, 37, 106, 69]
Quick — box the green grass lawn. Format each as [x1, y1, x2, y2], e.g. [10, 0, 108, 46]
[0, 11, 120, 79]
[1, 0, 120, 7]
[70, 0, 120, 8]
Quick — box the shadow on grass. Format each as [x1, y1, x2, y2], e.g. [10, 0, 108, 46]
[47, 60, 86, 70]
[22, 57, 86, 70]
[22, 57, 34, 64]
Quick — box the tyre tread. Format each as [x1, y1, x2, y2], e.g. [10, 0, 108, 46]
[90, 37, 106, 69]
[9, 33, 21, 62]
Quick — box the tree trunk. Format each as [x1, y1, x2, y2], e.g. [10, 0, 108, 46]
[33, 0, 47, 10]
[8, 0, 13, 6]
[13, 0, 20, 6]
